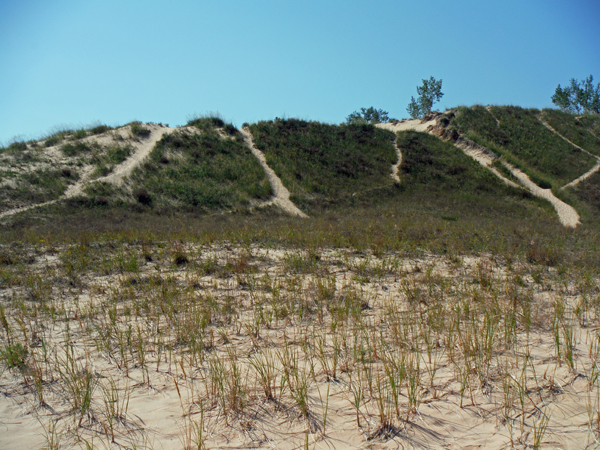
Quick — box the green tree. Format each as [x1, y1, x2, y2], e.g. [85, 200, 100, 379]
[346, 107, 390, 124]
[552, 75, 600, 114]
[406, 77, 444, 119]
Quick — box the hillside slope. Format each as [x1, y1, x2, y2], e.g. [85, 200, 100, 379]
[0, 107, 599, 231]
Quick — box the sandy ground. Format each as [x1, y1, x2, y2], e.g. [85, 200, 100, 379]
[389, 139, 402, 183]
[1, 244, 599, 449]
[500, 160, 581, 227]
[239, 128, 309, 218]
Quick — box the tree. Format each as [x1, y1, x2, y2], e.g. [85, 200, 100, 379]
[346, 107, 390, 124]
[406, 76, 444, 119]
[552, 75, 600, 115]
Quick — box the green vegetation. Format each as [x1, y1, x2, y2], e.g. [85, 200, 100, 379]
[61, 141, 101, 157]
[0, 168, 74, 213]
[2, 109, 600, 448]
[407, 76, 444, 119]
[541, 108, 600, 156]
[249, 119, 397, 205]
[131, 127, 271, 211]
[91, 145, 133, 178]
[571, 171, 600, 221]
[448, 105, 597, 188]
[398, 131, 512, 194]
[3, 141, 28, 152]
[577, 114, 600, 136]
[0, 343, 27, 371]
[552, 75, 600, 114]
[43, 124, 113, 147]
[129, 121, 150, 138]
[346, 107, 390, 124]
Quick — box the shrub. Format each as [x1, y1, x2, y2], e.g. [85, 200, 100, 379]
[135, 188, 152, 206]
[407, 76, 444, 119]
[346, 107, 390, 124]
[130, 122, 151, 138]
[8, 141, 27, 151]
[61, 141, 95, 156]
[89, 125, 112, 135]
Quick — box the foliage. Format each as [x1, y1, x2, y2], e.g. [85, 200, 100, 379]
[91, 145, 133, 178]
[130, 122, 151, 138]
[43, 124, 113, 147]
[131, 127, 271, 210]
[398, 130, 518, 195]
[346, 107, 390, 124]
[248, 119, 397, 202]
[407, 76, 444, 119]
[552, 75, 600, 115]
[61, 141, 100, 157]
[188, 114, 238, 136]
[0, 169, 71, 213]
[448, 105, 597, 187]
[542, 108, 600, 156]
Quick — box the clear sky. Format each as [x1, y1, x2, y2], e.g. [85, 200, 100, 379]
[1, 0, 599, 144]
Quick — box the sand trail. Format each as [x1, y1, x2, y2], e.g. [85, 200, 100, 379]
[389, 137, 402, 182]
[239, 128, 308, 218]
[0, 125, 173, 221]
[538, 119, 600, 189]
[377, 117, 520, 188]
[501, 160, 580, 227]
[486, 105, 501, 127]
[376, 117, 438, 133]
[379, 115, 581, 228]
[96, 124, 173, 186]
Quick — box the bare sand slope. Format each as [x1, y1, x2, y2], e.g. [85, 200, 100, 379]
[538, 119, 600, 190]
[239, 128, 308, 218]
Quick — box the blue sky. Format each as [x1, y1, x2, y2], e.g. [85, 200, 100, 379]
[1, 0, 599, 143]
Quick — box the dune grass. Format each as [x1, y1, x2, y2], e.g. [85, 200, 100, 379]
[398, 130, 519, 194]
[3, 111, 600, 448]
[248, 119, 397, 203]
[449, 105, 597, 189]
[541, 109, 600, 156]
[0, 169, 78, 214]
[130, 127, 272, 211]
[1, 216, 599, 448]
[90, 145, 134, 178]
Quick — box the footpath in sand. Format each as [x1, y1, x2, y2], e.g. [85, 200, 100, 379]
[0, 124, 173, 221]
[538, 119, 600, 190]
[239, 128, 308, 218]
[377, 116, 582, 228]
